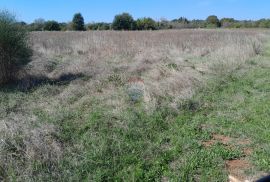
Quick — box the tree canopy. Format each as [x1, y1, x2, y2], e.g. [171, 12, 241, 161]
[72, 13, 85, 31]
[112, 13, 135, 30]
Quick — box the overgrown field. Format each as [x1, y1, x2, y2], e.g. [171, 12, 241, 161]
[0, 30, 269, 181]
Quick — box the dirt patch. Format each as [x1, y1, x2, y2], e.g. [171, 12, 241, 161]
[226, 159, 251, 182]
[202, 134, 233, 147]
[243, 148, 253, 156]
[202, 134, 251, 148]
[236, 139, 251, 146]
[202, 134, 256, 181]
[202, 140, 216, 147]
[213, 134, 232, 144]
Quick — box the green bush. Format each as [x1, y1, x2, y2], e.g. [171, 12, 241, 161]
[112, 13, 135, 30]
[87, 22, 111, 30]
[72, 13, 85, 31]
[206, 15, 221, 28]
[28, 18, 45, 31]
[0, 10, 32, 85]
[136, 18, 157, 30]
[44, 20, 61, 31]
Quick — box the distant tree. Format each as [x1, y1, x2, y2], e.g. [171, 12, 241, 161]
[72, 13, 85, 31]
[157, 18, 172, 29]
[44, 21, 60, 31]
[136, 17, 157, 30]
[220, 18, 236, 28]
[59, 22, 68, 31]
[257, 19, 270, 28]
[112, 13, 135, 30]
[172, 17, 189, 24]
[206, 15, 221, 28]
[29, 18, 45, 31]
[16, 21, 27, 26]
[87, 22, 111, 30]
[189, 19, 207, 28]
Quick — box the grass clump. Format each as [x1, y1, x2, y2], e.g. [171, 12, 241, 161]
[0, 10, 32, 85]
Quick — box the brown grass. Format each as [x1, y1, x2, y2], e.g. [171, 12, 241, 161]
[26, 30, 266, 108]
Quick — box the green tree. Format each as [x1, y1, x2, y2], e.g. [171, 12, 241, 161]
[112, 13, 135, 30]
[59, 22, 68, 31]
[172, 17, 189, 24]
[72, 13, 85, 31]
[87, 22, 111, 30]
[257, 19, 270, 28]
[44, 20, 61, 31]
[220, 18, 235, 28]
[0, 10, 32, 85]
[136, 17, 157, 30]
[206, 15, 221, 28]
[29, 18, 45, 31]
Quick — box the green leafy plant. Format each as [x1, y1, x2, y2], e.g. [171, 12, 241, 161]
[0, 10, 32, 85]
[136, 17, 157, 30]
[112, 13, 135, 30]
[44, 20, 61, 31]
[206, 15, 221, 28]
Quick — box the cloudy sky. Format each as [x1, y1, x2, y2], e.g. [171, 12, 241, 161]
[0, 0, 269, 23]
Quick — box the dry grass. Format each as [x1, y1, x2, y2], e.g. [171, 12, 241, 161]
[0, 29, 268, 181]
[27, 30, 265, 108]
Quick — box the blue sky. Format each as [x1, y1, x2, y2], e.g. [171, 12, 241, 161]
[0, 0, 269, 23]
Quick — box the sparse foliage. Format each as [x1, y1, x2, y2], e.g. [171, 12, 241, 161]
[29, 18, 45, 31]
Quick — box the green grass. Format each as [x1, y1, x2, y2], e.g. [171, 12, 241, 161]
[50, 55, 268, 181]
[1, 43, 270, 181]
[55, 44, 269, 181]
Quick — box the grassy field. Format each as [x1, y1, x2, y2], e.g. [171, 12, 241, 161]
[0, 30, 269, 181]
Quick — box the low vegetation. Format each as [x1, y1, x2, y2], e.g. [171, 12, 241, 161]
[0, 22, 269, 181]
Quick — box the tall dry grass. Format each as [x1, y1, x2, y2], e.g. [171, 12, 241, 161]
[27, 30, 265, 107]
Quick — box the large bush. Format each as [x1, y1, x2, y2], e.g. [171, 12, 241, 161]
[0, 10, 32, 85]
[28, 18, 45, 31]
[206, 15, 221, 28]
[44, 20, 61, 31]
[72, 13, 85, 31]
[87, 22, 111, 30]
[136, 18, 157, 30]
[112, 13, 135, 30]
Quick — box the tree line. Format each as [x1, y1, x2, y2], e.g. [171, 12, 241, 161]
[18, 13, 270, 31]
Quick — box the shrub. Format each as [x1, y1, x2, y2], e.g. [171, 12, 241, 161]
[0, 10, 32, 85]
[220, 18, 236, 28]
[72, 13, 85, 31]
[59, 22, 68, 31]
[172, 17, 189, 24]
[127, 78, 145, 102]
[112, 13, 135, 30]
[44, 20, 61, 31]
[136, 18, 157, 30]
[87, 22, 111, 30]
[206, 15, 221, 28]
[28, 18, 45, 31]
